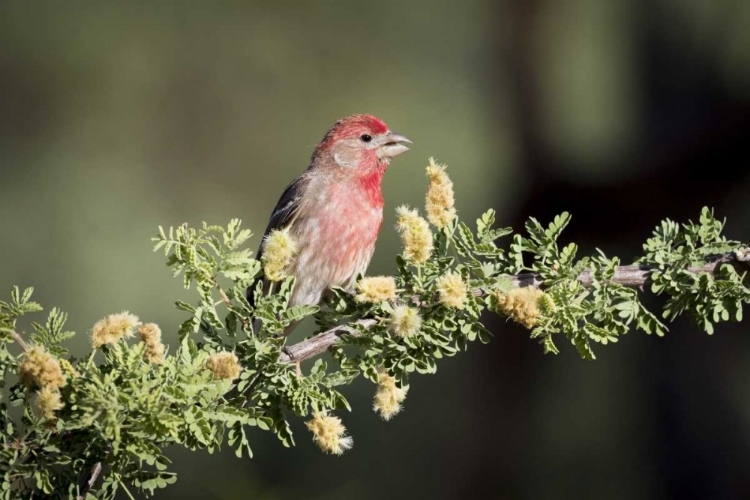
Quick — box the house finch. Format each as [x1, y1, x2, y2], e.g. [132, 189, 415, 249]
[248, 114, 411, 323]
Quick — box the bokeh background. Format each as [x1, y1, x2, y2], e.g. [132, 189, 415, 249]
[2, 2, 750, 499]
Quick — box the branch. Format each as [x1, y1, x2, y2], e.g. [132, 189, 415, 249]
[77, 462, 102, 500]
[281, 319, 376, 363]
[10, 330, 29, 352]
[280, 251, 750, 364]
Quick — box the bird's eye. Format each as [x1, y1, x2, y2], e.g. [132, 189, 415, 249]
[360, 134, 372, 143]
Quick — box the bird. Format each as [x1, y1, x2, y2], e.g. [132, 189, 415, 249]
[247, 114, 411, 326]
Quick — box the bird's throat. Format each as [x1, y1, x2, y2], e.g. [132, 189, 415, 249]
[356, 165, 386, 208]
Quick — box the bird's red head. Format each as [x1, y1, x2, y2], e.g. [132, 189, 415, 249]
[326, 114, 390, 141]
[313, 114, 412, 172]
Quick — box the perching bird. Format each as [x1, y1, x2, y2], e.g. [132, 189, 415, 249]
[247, 114, 411, 321]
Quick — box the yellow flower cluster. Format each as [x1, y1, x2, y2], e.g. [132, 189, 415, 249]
[355, 276, 397, 303]
[205, 351, 241, 381]
[59, 358, 79, 378]
[262, 229, 298, 282]
[436, 272, 468, 309]
[19, 345, 66, 419]
[137, 323, 165, 364]
[19, 346, 65, 391]
[425, 158, 456, 229]
[396, 206, 433, 265]
[373, 371, 408, 421]
[495, 287, 551, 329]
[35, 387, 64, 420]
[305, 412, 353, 455]
[389, 305, 422, 338]
[91, 311, 139, 349]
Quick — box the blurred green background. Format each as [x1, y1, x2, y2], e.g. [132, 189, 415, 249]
[2, 1, 750, 499]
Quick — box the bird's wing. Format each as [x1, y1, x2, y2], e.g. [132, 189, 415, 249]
[256, 174, 309, 259]
[247, 173, 310, 308]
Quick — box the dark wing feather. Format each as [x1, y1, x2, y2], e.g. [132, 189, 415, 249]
[247, 174, 309, 306]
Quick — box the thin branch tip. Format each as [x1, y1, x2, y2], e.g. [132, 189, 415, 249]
[10, 330, 29, 352]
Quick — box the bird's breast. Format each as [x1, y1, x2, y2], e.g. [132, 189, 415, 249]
[289, 180, 383, 306]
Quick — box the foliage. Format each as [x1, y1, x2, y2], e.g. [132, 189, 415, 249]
[1, 164, 749, 498]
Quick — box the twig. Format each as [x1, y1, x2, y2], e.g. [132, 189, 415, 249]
[215, 282, 233, 309]
[77, 462, 102, 499]
[10, 331, 29, 352]
[279, 250, 750, 364]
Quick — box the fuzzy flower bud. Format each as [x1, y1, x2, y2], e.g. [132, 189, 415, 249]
[373, 371, 408, 421]
[262, 229, 298, 282]
[19, 346, 65, 391]
[34, 387, 64, 419]
[495, 287, 551, 329]
[137, 323, 165, 364]
[355, 276, 397, 303]
[59, 358, 79, 378]
[205, 352, 241, 381]
[91, 311, 139, 349]
[396, 206, 433, 265]
[389, 305, 422, 338]
[305, 412, 353, 455]
[436, 272, 468, 309]
[425, 158, 456, 229]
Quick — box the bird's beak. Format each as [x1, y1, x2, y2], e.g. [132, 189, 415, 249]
[378, 132, 412, 158]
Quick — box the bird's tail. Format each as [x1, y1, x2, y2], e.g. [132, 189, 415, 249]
[246, 277, 265, 334]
